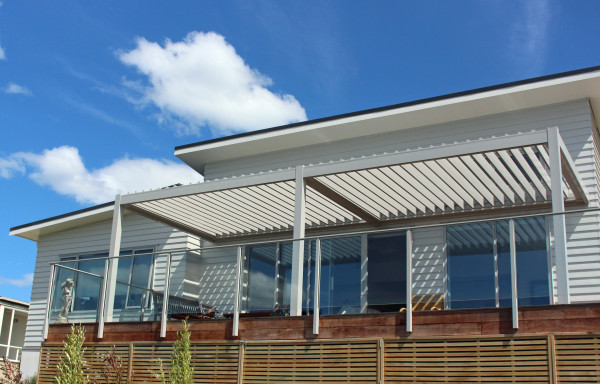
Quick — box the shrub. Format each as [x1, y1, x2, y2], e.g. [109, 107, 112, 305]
[92, 346, 127, 384]
[0, 357, 22, 384]
[55, 324, 88, 384]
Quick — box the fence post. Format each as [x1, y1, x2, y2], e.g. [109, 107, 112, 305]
[128, 342, 134, 383]
[378, 338, 385, 384]
[547, 334, 557, 384]
[237, 341, 246, 384]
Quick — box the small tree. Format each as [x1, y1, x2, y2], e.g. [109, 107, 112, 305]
[152, 319, 193, 384]
[55, 324, 88, 384]
[92, 346, 126, 384]
[169, 319, 193, 384]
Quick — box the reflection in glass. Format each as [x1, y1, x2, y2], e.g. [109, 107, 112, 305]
[319, 236, 361, 315]
[447, 223, 496, 309]
[367, 233, 406, 312]
[497, 217, 549, 306]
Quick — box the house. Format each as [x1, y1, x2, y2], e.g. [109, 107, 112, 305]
[0, 297, 29, 363]
[9, 66, 600, 383]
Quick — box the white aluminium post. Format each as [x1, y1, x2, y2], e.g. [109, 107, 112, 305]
[6, 309, 14, 358]
[43, 265, 55, 340]
[98, 195, 123, 339]
[160, 253, 172, 338]
[313, 238, 322, 335]
[233, 246, 242, 337]
[290, 165, 306, 316]
[98, 197, 122, 337]
[509, 219, 519, 329]
[548, 127, 570, 304]
[0, 305, 4, 342]
[406, 229, 413, 333]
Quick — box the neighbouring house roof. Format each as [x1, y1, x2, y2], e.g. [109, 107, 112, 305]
[175, 65, 600, 174]
[0, 297, 30, 310]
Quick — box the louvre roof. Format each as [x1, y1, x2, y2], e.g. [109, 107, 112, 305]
[123, 131, 588, 242]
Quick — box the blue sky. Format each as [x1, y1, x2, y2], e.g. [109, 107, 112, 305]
[1, 1, 600, 302]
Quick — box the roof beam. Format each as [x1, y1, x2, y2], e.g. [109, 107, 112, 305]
[120, 168, 295, 205]
[303, 131, 548, 178]
[305, 177, 381, 226]
[559, 140, 590, 204]
[125, 204, 219, 242]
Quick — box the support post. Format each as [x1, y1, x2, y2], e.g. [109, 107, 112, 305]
[43, 265, 55, 340]
[509, 219, 519, 329]
[313, 238, 321, 335]
[160, 253, 172, 338]
[548, 127, 570, 304]
[6, 309, 14, 359]
[98, 195, 123, 338]
[290, 166, 306, 316]
[0, 305, 4, 342]
[233, 246, 242, 337]
[406, 229, 413, 333]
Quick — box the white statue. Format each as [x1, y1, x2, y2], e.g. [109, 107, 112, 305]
[56, 278, 74, 324]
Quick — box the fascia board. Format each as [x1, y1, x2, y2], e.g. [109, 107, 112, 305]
[9, 204, 115, 242]
[175, 71, 600, 173]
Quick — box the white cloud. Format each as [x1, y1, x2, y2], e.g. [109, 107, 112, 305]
[119, 31, 307, 136]
[3, 146, 202, 204]
[509, 0, 551, 74]
[4, 82, 32, 96]
[0, 273, 33, 288]
[0, 45, 5, 60]
[0, 157, 25, 178]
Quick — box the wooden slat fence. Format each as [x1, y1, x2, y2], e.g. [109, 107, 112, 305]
[38, 334, 600, 383]
[555, 335, 600, 383]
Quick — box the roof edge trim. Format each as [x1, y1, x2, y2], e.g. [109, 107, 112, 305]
[9, 201, 114, 234]
[175, 65, 600, 153]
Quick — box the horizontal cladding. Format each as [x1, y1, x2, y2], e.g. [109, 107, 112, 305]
[204, 100, 592, 181]
[23, 213, 194, 351]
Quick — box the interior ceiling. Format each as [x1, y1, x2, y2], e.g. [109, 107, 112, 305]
[127, 144, 581, 242]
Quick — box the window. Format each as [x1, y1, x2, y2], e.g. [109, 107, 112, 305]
[53, 253, 107, 312]
[54, 248, 155, 313]
[113, 249, 154, 310]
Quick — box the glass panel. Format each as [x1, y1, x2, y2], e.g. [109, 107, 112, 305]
[368, 232, 406, 313]
[49, 265, 102, 324]
[447, 223, 496, 309]
[113, 252, 133, 310]
[320, 236, 362, 315]
[7, 347, 18, 361]
[497, 217, 550, 307]
[51, 259, 76, 311]
[129, 250, 153, 307]
[73, 254, 106, 311]
[246, 244, 277, 313]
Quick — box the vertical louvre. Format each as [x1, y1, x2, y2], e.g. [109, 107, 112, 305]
[242, 341, 378, 383]
[384, 337, 550, 383]
[555, 335, 600, 383]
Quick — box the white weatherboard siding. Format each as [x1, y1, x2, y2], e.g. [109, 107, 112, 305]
[21, 212, 197, 369]
[204, 99, 600, 303]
